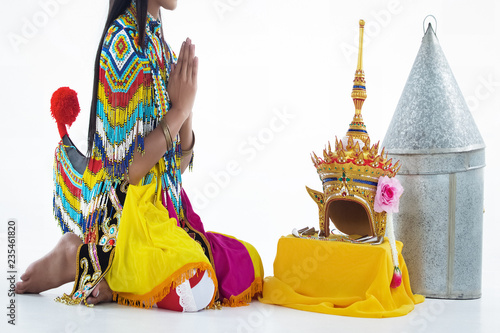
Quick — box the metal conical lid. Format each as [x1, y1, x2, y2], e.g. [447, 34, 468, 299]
[382, 23, 485, 154]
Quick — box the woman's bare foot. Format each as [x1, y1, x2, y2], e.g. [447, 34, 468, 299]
[87, 278, 113, 305]
[15, 233, 82, 294]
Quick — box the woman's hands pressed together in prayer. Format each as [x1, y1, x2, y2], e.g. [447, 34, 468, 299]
[168, 37, 198, 123]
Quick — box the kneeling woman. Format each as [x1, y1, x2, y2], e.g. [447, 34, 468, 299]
[15, 0, 263, 311]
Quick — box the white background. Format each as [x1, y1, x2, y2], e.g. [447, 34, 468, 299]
[0, 0, 499, 332]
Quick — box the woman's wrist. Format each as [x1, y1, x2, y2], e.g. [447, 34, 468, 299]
[160, 107, 188, 142]
[170, 105, 191, 123]
[158, 107, 193, 153]
[179, 112, 193, 148]
[159, 118, 173, 151]
[182, 131, 195, 153]
[180, 130, 195, 173]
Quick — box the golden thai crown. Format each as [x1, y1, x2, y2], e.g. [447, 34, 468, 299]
[306, 20, 401, 240]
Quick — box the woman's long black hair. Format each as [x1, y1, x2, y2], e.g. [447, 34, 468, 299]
[86, 0, 149, 156]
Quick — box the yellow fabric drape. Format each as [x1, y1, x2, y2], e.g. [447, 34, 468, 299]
[259, 235, 424, 318]
[107, 174, 216, 308]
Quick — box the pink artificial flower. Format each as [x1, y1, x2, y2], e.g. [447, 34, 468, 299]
[374, 176, 404, 214]
[391, 266, 402, 288]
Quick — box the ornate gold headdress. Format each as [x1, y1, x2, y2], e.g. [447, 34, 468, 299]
[306, 20, 401, 240]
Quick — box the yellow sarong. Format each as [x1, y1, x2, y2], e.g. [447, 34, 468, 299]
[107, 178, 216, 308]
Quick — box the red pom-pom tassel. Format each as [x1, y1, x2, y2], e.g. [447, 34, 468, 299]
[50, 87, 80, 139]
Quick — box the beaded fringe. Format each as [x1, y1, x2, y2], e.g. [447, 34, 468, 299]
[53, 140, 84, 237]
[96, 66, 155, 181]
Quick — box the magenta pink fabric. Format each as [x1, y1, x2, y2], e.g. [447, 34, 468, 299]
[161, 188, 256, 302]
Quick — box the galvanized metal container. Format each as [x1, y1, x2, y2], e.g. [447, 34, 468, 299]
[382, 23, 485, 299]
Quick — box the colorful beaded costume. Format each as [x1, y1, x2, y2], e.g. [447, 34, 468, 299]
[52, 2, 263, 308]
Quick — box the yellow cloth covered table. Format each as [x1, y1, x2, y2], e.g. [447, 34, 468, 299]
[259, 235, 424, 318]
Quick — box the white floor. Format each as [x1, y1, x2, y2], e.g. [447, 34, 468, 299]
[1, 272, 498, 333]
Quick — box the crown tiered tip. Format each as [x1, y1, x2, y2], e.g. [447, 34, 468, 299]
[347, 18, 368, 141]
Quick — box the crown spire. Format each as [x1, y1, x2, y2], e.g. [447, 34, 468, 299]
[347, 19, 369, 141]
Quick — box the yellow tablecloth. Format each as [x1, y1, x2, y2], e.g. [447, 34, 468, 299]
[259, 235, 424, 318]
